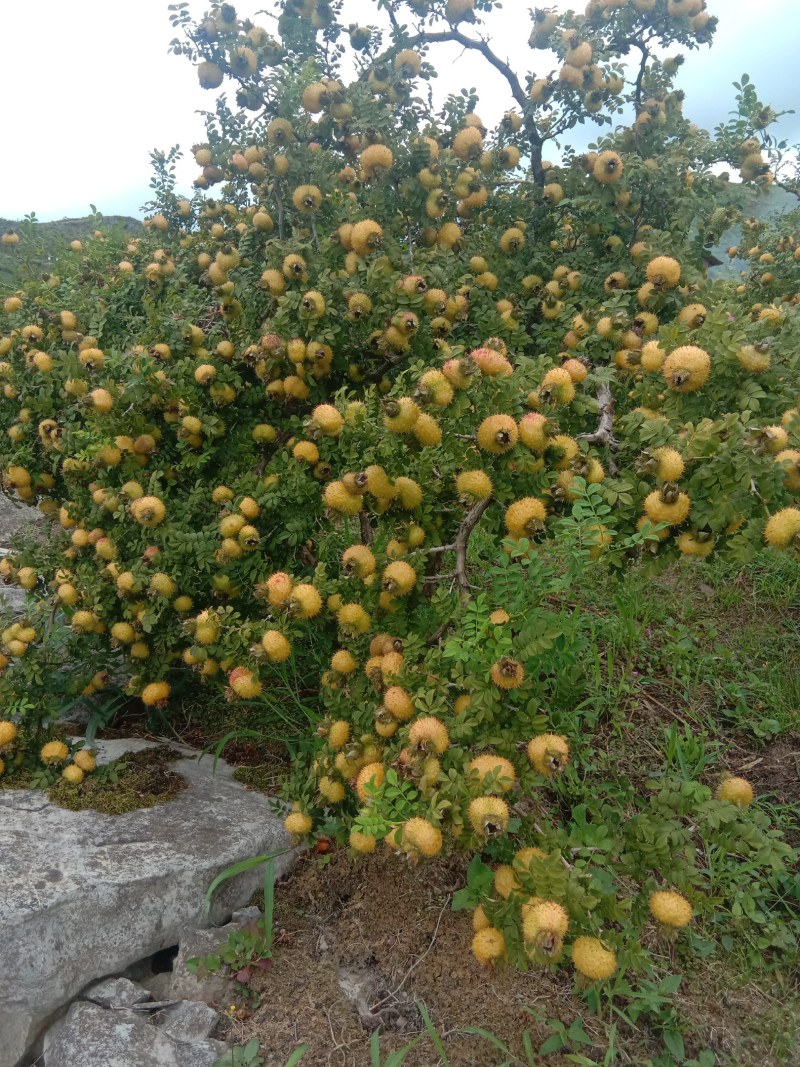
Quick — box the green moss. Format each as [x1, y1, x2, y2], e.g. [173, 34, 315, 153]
[47, 746, 187, 814]
[0, 746, 189, 810]
[233, 762, 287, 794]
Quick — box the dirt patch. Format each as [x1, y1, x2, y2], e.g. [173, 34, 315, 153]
[730, 733, 800, 811]
[217, 850, 799, 1067]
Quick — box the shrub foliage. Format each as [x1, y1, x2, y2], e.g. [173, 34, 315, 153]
[1, 0, 799, 979]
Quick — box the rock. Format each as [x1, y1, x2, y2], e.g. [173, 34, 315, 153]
[157, 1001, 220, 1043]
[138, 972, 176, 1003]
[170, 925, 239, 1006]
[0, 741, 295, 1067]
[42, 1001, 227, 1067]
[83, 976, 151, 1009]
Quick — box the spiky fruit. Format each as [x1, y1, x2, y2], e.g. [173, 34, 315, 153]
[350, 829, 377, 853]
[285, 811, 313, 836]
[290, 584, 323, 619]
[141, 681, 170, 705]
[262, 630, 292, 662]
[343, 545, 376, 579]
[505, 497, 547, 539]
[477, 415, 518, 454]
[527, 734, 570, 776]
[382, 561, 417, 596]
[327, 721, 351, 751]
[523, 901, 569, 960]
[403, 817, 443, 857]
[491, 658, 525, 690]
[456, 470, 493, 503]
[62, 764, 85, 785]
[649, 890, 693, 928]
[467, 754, 516, 792]
[494, 864, 520, 899]
[662, 346, 711, 393]
[0, 721, 18, 748]
[73, 750, 97, 773]
[764, 508, 800, 548]
[473, 905, 491, 932]
[356, 762, 385, 801]
[129, 496, 166, 526]
[716, 776, 754, 808]
[644, 490, 691, 526]
[471, 927, 505, 964]
[652, 448, 685, 482]
[229, 667, 262, 699]
[40, 740, 70, 765]
[572, 937, 617, 980]
[384, 686, 415, 721]
[645, 256, 681, 289]
[408, 716, 449, 754]
[468, 796, 509, 837]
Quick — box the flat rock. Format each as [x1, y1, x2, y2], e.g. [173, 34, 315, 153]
[83, 976, 151, 1009]
[42, 1001, 227, 1067]
[157, 1000, 220, 1043]
[0, 740, 294, 1067]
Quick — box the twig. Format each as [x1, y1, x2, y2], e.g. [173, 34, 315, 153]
[359, 510, 373, 547]
[579, 383, 620, 474]
[455, 498, 491, 603]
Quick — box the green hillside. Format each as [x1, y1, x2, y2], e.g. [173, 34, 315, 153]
[0, 214, 142, 290]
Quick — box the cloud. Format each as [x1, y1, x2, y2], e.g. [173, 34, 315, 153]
[4, 0, 797, 222]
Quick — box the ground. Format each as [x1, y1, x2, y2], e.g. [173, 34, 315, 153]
[213, 848, 800, 1067]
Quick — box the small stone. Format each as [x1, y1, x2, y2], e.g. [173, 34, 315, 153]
[83, 976, 151, 1009]
[157, 1000, 219, 1042]
[170, 927, 236, 1006]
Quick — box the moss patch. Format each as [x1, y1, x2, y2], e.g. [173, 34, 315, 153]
[48, 746, 187, 814]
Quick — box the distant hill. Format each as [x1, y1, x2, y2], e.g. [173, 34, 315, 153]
[0, 215, 142, 290]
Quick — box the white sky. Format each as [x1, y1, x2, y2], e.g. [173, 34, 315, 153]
[4, 0, 799, 222]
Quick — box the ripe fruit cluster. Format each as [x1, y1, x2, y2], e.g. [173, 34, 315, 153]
[1, 0, 798, 979]
[0, 722, 97, 784]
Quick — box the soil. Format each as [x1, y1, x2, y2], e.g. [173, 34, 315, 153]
[217, 849, 799, 1067]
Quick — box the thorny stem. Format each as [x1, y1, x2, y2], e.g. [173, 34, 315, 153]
[310, 215, 320, 251]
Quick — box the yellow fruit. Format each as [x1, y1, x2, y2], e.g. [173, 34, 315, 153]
[764, 508, 800, 548]
[468, 796, 509, 837]
[494, 864, 521, 899]
[350, 829, 377, 853]
[572, 936, 617, 980]
[491, 658, 525, 690]
[662, 345, 711, 393]
[527, 734, 570, 776]
[477, 415, 518, 454]
[382, 561, 416, 596]
[285, 811, 313, 836]
[40, 740, 70, 765]
[141, 681, 171, 705]
[645, 256, 681, 289]
[356, 762, 385, 801]
[129, 496, 166, 526]
[408, 716, 450, 754]
[0, 721, 18, 747]
[644, 490, 691, 526]
[473, 905, 491, 933]
[262, 630, 292, 662]
[403, 817, 443, 857]
[73, 750, 97, 773]
[523, 900, 569, 941]
[505, 498, 547, 539]
[716, 776, 754, 808]
[62, 764, 85, 785]
[593, 150, 624, 183]
[649, 890, 692, 928]
[471, 927, 505, 964]
[327, 720, 351, 750]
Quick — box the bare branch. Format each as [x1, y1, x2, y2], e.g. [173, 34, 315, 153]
[455, 498, 491, 603]
[579, 384, 620, 475]
[359, 510, 373, 546]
